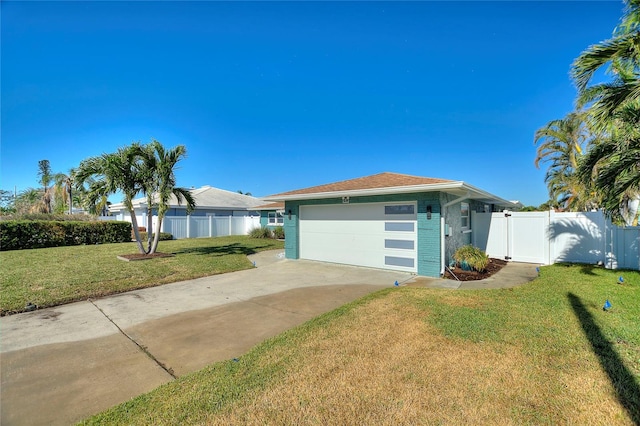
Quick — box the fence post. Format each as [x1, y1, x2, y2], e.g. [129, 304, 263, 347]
[209, 215, 213, 238]
[186, 214, 191, 239]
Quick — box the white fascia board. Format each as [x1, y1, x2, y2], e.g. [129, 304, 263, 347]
[458, 183, 516, 207]
[264, 181, 515, 208]
[263, 182, 465, 201]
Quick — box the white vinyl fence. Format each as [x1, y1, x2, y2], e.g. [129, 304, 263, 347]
[161, 215, 260, 239]
[100, 215, 260, 239]
[472, 210, 639, 270]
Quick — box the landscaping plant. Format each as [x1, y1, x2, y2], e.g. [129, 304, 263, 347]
[248, 227, 274, 239]
[453, 245, 490, 272]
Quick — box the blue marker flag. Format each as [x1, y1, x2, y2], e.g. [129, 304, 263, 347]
[603, 300, 612, 311]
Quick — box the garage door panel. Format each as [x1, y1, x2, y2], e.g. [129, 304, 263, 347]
[299, 203, 417, 273]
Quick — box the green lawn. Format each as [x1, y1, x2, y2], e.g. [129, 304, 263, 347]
[82, 264, 640, 425]
[0, 236, 284, 315]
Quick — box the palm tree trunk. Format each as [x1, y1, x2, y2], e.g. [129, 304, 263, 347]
[149, 213, 163, 254]
[125, 201, 146, 254]
[146, 206, 153, 254]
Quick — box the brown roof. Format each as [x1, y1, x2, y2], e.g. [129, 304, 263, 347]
[271, 172, 454, 197]
[254, 202, 285, 210]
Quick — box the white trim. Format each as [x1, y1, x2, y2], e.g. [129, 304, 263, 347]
[461, 202, 470, 231]
[264, 181, 514, 207]
[268, 211, 284, 226]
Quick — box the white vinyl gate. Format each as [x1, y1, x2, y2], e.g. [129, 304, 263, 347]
[472, 210, 639, 270]
[472, 211, 549, 263]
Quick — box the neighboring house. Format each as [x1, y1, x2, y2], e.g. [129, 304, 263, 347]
[254, 202, 285, 230]
[109, 185, 265, 228]
[264, 172, 516, 277]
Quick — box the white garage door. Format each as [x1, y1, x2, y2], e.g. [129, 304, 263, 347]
[299, 202, 417, 273]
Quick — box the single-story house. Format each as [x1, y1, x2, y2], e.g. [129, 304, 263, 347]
[109, 185, 265, 227]
[263, 172, 516, 277]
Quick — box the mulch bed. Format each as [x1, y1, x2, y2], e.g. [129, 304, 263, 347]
[443, 258, 508, 281]
[117, 253, 175, 262]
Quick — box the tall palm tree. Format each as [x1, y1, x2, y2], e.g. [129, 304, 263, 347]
[52, 170, 74, 214]
[143, 140, 195, 254]
[37, 159, 53, 214]
[577, 100, 640, 224]
[75, 144, 147, 253]
[534, 112, 598, 210]
[571, 0, 640, 127]
[571, 0, 640, 221]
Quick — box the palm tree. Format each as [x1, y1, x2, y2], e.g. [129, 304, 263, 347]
[571, 0, 640, 128]
[534, 112, 598, 210]
[14, 188, 42, 214]
[52, 170, 74, 214]
[36, 160, 53, 213]
[142, 140, 195, 254]
[570, 0, 640, 221]
[74, 175, 110, 215]
[75, 144, 147, 253]
[577, 101, 640, 224]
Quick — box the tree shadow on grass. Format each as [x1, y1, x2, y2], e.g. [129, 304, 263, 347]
[578, 264, 601, 276]
[567, 292, 640, 425]
[175, 243, 273, 257]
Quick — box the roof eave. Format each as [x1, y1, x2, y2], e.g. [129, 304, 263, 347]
[459, 183, 516, 208]
[264, 181, 515, 208]
[264, 182, 464, 201]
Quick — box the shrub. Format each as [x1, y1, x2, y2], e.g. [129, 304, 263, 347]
[249, 227, 274, 239]
[272, 226, 285, 239]
[453, 245, 490, 272]
[0, 220, 131, 251]
[0, 213, 100, 222]
[139, 231, 173, 241]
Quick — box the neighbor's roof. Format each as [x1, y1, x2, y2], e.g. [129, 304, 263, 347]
[264, 172, 515, 207]
[110, 186, 265, 211]
[253, 202, 285, 211]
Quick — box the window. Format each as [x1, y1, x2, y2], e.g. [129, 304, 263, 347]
[385, 222, 414, 232]
[268, 211, 284, 226]
[461, 202, 470, 229]
[385, 256, 415, 268]
[384, 239, 415, 250]
[385, 204, 415, 215]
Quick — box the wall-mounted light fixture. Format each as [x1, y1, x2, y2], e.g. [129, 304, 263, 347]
[427, 205, 432, 220]
[288, 209, 292, 220]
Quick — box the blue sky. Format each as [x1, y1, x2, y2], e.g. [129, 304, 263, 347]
[1, 1, 624, 206]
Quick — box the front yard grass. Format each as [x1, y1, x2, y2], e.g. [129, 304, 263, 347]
[83, 264, 640, 425]
[0, 236, 284, 315]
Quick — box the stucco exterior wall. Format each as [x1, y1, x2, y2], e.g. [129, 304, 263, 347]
[440, 195, 509, 266]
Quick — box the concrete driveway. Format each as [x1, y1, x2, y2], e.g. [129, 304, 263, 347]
[0, 251, 414, 426]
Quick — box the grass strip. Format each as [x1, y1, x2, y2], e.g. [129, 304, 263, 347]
[0, 236, 284, 315]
